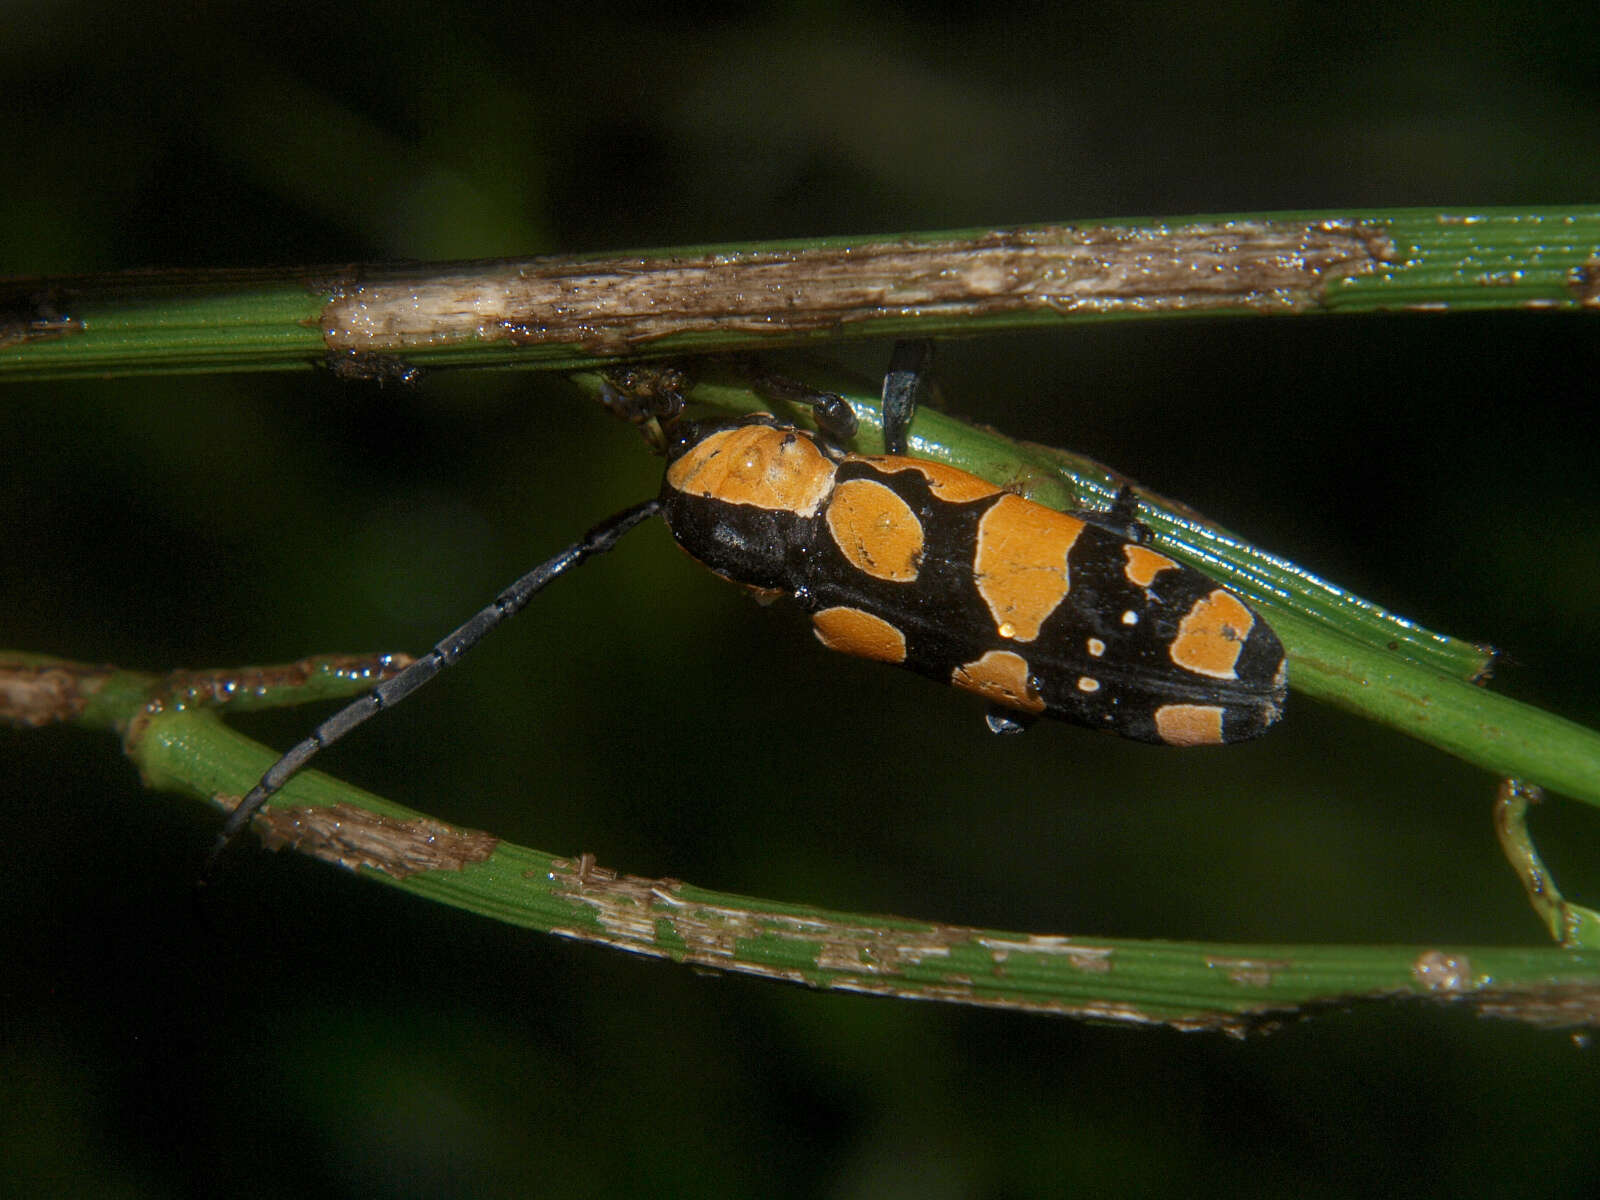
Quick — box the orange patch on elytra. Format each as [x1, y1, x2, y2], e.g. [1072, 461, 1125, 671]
[811, 607, 908, 664]
[973, 494, 1084, 642]
[951, 650, 1045, 714]
[1124, 544, 1178, 588]
[825, 478, 923, 582]
[1154, 703, 1227, 746]
[864, 456, 1003, 502]
[1170, 589, 1254, 679]
[666, 425, 836, 516]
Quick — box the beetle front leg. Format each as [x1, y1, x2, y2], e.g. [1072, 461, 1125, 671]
[880, 338, 935, 456]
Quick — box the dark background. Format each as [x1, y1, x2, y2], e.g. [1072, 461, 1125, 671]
[5, 3, 1600, 1196]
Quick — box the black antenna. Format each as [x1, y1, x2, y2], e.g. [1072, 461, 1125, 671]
[203, 497, 664, 877]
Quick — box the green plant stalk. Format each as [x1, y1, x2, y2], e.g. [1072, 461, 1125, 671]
[3, 207, 1597, 380]
[570, 370, 1600, 813]
[4, 651, 1597, 1034]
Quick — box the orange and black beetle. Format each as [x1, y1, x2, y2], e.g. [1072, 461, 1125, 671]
[210, 344, 1286, 866]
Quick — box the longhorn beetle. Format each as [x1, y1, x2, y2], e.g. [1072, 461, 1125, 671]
[207, 342, 1287, 870]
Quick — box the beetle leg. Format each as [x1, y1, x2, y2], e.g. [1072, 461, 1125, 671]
[880, 339, 935, 456]
[1077, 483, 1152, 544]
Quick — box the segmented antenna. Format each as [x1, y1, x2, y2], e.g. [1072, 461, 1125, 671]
[203, 497, 664, 876]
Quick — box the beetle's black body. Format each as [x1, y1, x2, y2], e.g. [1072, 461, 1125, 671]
[661, 419, 1286, 746]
